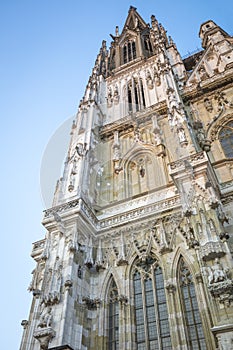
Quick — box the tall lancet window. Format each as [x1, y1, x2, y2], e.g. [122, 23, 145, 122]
[108, 279, 119, 350]
[128, 82, 133, 112]
[123, 40, 137, 64]
[144, 36, 153, 54]
[178, 258, 207, 349]
[219, 120, 233, 158]
[133, 257, 172, 350]
[127, 78, 146, 113]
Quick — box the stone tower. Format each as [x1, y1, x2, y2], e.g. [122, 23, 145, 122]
[20, 7, 233, 350]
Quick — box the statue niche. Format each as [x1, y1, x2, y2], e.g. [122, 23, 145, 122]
[124, 150, 164, 197]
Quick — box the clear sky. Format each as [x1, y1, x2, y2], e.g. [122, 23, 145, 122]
[1, 1, 232, 348]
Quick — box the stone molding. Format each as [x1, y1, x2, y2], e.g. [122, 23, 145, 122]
[43, 195, 181, 234]
[208, 279, 233, 306]
[33, 327, 55, 350]
[169, 151, 207, 173]
[82, 296, 101, 309]
[199, 241, 226, 261]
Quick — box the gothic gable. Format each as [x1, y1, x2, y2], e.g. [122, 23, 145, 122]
[186, 21, 233, 86]
[121, 6, 147, 35]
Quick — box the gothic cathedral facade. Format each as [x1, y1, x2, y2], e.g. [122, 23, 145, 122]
[20, 7, 233, 350]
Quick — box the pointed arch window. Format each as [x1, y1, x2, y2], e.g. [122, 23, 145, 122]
[133, 257, 172, 350]
[108, 279, 119, 350]
[219, 120, 233, 158]
[178, 258, 207, 350]
[123, 40, 137, 64]
[127, 78, 145, 113]
[132, 41, 137, 59]
[143, 36, 153, 54]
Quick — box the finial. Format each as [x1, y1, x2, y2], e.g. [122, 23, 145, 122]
[151, 15, 158, 28]
[115, 26, 119, 37]
[129, 6, 137, 12]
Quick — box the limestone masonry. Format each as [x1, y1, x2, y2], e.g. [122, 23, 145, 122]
[20, 7, 233, 350]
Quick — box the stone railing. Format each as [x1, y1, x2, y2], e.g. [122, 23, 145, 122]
[42, 194, 181, 234]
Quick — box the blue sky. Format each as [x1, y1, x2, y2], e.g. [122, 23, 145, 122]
[1, 1, 232, 348]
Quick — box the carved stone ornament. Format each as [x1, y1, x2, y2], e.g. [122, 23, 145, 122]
[204, 258, 233, 306]
[193, 120, 211, 151]
[82, 296, 101, 309]
[32, 289, 41, 298]
[199, 241, 226, 261]
[165, 283, 176, 294]
[146, 70, 154, 89]
[118, 294, 128, 304]
[95, 260, 105, 271]
[107, 87, 113, 107]
[116, 257, 128, 266]
[204, 97, 213, 112]
[41, 291, 60, 306]
[156, 143, 166, 157]
[33, 327, 55, 350]
[208, 279, 233, 306]
[76, 142, 87, 157]
[64, 279, 73, 291]
[113, 84, 119, 104]
[21, 319, 28, 329]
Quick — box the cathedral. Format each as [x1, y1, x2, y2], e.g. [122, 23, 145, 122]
[20, 7, 233, 350]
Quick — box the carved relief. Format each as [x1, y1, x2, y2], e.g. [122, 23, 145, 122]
[146, 70, 154, 89]
[204, 258, 233, 306]
[38, 306, 53, 328]
[82, 296, 101, 309]
[28, 262, 45, 293]
[204, 97, 213, 112]
[193, 120, 211, 151]
[199, 242, 226, 261]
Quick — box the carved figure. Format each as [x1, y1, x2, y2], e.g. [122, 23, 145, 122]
[198, 66, 209, 80]
[207, 258, 228, 284]
[71, 157, 78, 174]
[28, 263, 44, 292]
[113, 84, 119, 104]
[146, 70, 153, 89]
[204, 98, 213, 112]
[38, 307, 53, 328]
[177, 127, 186, 143]
[76, 143, 87, 157]
[154, 70, 161, 86]
[107, 87, 113, 106]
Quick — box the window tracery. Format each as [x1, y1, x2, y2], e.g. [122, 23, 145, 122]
[219, 120, 233, 158]
[133, 257, 172, 350]
[127, 78, 146, 113]
[143, 36, 153, 55]
[123, 40, 137, 64]
[178, 258, 207, 350]
[108, 279, 119, 350]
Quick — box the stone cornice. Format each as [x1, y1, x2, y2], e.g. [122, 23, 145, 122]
[43, 193, 181, 236]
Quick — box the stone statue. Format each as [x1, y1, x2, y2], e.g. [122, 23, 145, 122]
[198, 66, 209, 80]
[113, 84, 119, 104]
[177, 127, 187, 143]
[204, 98, 213, 112]
[38, 307, 53, 328]
[146, 70, 153, 89]
[207, 258, 228, 284]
